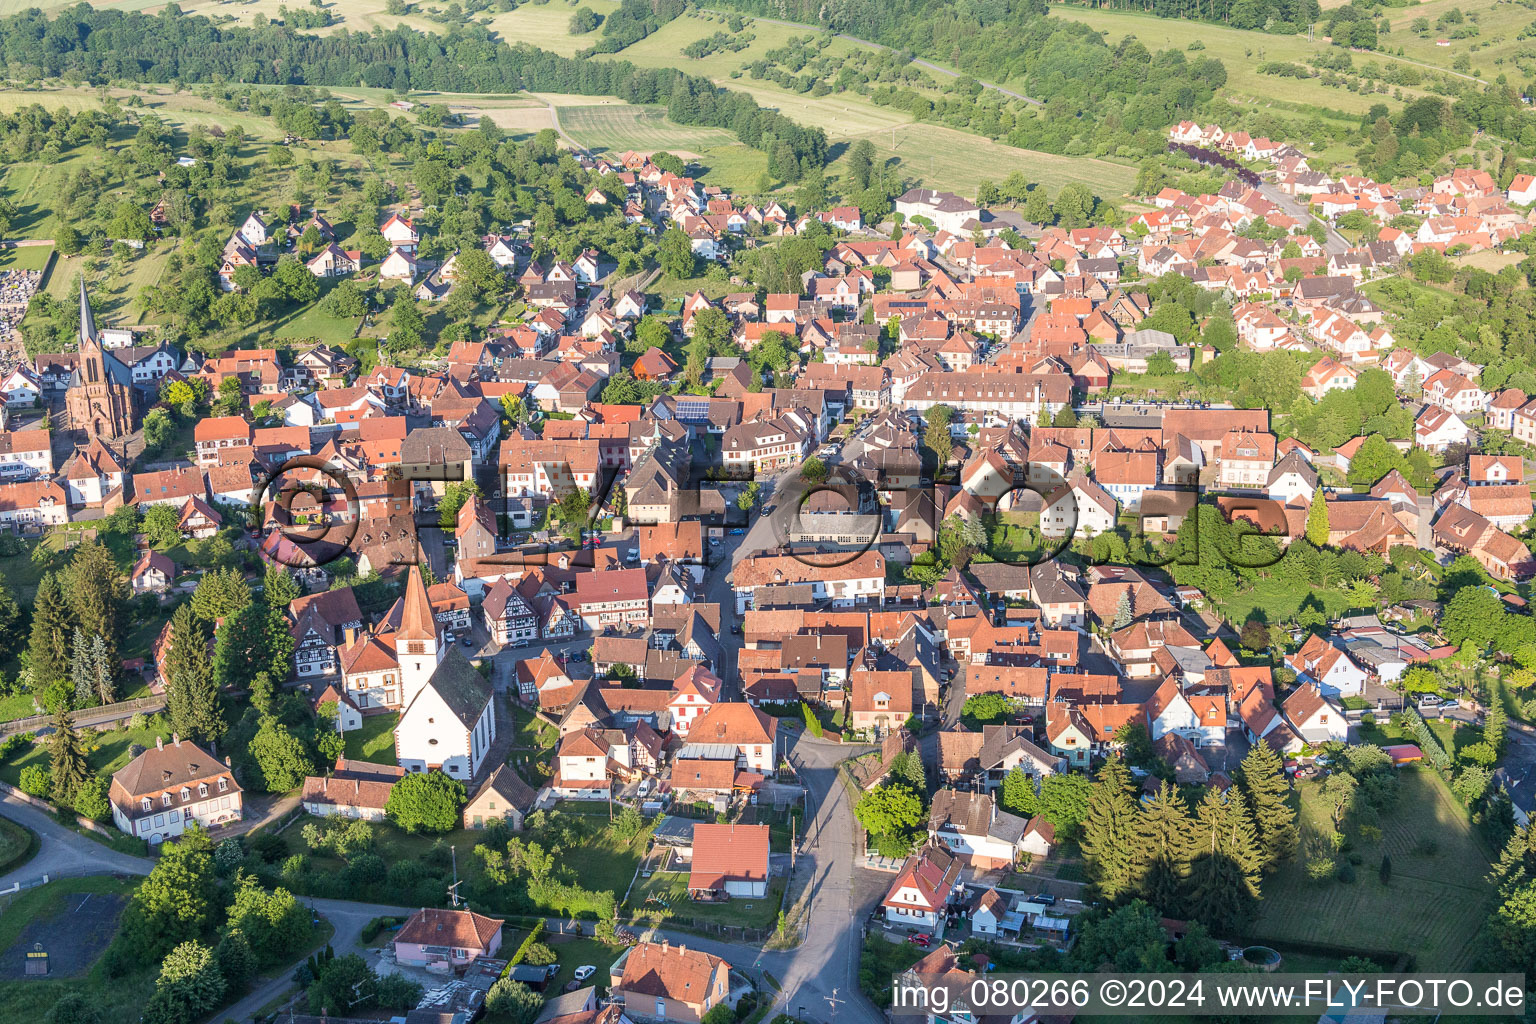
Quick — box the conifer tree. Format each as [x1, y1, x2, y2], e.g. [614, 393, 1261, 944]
[90, 633, 115, 704]
[28, 572, 73, 688]
[1137, 779, 1193, 915]
[1112, 590, 1133, 630]
[1305, 491, 1330, 547]
[1234, 741, 1299, 868]
[1188, 788, 1264, 933]
[164, 605, 223, 744]
[62, 540, 124, 676]
[48, 706, 89, 805]
[1079, 757, 1142, 902]
[70, 628, 93, 708]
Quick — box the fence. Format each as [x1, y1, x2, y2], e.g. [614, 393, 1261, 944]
[0, 695, 166, 738]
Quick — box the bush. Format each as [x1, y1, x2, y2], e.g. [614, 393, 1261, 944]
[360, 916, 404, 943]
[508, 920, 545, 966]
[18, 764, 50, 797]
[521, 941, 557, 966]
[0, 733, 32, 763]
[1336, 862, 1357, 883]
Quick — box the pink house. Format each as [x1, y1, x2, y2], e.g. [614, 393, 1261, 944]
[393, 907, 504, 967]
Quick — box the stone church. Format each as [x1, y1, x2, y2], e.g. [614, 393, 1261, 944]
[66, 279, 140, 440]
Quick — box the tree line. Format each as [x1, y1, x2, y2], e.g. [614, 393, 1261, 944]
[0, 6, 827, 177]
[1078, 744, 1298, 934]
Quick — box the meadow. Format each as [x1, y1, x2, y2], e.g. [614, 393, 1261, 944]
[1246, 767, 1494, 969]
[1042, 6, 1444, 116]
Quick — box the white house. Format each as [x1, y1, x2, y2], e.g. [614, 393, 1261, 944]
[1284, 635, 1368, 698]
[1041, 475, 1118, 539]
[1144, 679, 1226, 748]
[1510, 174, 1536, 206]
[0, 366, 40, 407]
[881, 843, 962, 934]
[926, 790, 1027, 871]
[108, 735, 243, 843]
[1283, 683, 1349, 744]
[381, 212, 419, 252]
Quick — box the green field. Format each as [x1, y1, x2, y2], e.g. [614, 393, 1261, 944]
[557, 102, 741, 157]
[342, 712, 399, 764]
[1247, 767, 1493, 969]
[1043, 6, 1447, 115]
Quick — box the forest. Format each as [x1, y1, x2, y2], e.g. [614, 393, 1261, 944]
[0, 5, 827, 177]
[1050, 0, 1321, 33]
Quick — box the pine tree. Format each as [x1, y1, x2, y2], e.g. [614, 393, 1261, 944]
[1489, 824, 1536, 898]
[1234, 742, 1299, 868]
[70, 628, 93, 708]
[1188, 788, 1263, 933]
[1112, 590, 1133, 630]
[1137, 780, 1193, 915]
[164, 605, 223, 744]
[1305, 492, 1330, 547]
[90, 633, 115, 704]
[62, 541, 123, 691]
[1485, 686, 1509, 758]
[1079, 758, 1142, 902]
[28, 572, 73, 688]
[48, 706, 89, 805]
[0, 577, 24, 660]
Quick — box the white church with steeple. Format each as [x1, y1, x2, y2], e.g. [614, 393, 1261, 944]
[393, 566, 498, 780]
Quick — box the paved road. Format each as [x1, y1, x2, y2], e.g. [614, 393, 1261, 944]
[0, 792, 152, 890]
[1257, 182, 1349, 255]
[772, 734, 885, 1024]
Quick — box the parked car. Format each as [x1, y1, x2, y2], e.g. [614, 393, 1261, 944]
[574, 965, 596, 982]
[1416, 695, 1442, 708]
[905, 933, 931, 947]
[545, 964, 561, 980]
[1439, 698, 1460, 710]
[730, 528, 745, 536]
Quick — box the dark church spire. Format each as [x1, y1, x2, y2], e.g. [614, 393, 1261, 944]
[79, 276, 97, 347]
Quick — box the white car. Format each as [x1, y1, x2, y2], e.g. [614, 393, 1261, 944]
[574, 965, 596, 982]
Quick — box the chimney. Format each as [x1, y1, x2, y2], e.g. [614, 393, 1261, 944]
[343, 624, 358, 646]
[155, 736, 164, 751]
[172, 733, 181, 747]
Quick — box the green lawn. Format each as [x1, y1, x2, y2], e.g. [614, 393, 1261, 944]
[1245, 767, 1493, 968]
[0, 713, 177, 789]
[511, 705, 558, 753]
[343, 713, 399, 764]
[544, 933, 626, 997]
[0, 245, 52, 273]
[558, 102, 741, 157]
[0, 691, 38, 723]
[626, 872, 785, 931]
[0, 815, 36, 875]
